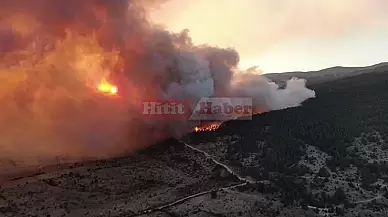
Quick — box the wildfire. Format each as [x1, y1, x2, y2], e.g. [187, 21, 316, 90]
[97, 79, 118, 95]
[194, 123, 221, 132]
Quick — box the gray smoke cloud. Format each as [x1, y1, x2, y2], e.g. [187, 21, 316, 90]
[0, 0, 314, 174]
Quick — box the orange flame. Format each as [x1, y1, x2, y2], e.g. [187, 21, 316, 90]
[194, 123, 221, 132]
[97, 79, 118, 95]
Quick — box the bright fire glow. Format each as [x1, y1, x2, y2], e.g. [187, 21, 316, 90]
[194, 123, 221, 132]
[97, 79, 118, 95]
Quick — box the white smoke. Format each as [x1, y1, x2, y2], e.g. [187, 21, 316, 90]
[159, 42, 316, 114]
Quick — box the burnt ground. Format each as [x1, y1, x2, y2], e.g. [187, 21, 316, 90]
[2, 67, 388, 216]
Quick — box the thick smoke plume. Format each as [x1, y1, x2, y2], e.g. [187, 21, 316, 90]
[0, 0, 315, 174]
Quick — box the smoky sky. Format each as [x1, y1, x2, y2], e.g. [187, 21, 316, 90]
[150, 0, 388, 72]
[0, 0, 315, 173]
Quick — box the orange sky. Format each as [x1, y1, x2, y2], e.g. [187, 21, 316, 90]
[150, 0, 388, 73]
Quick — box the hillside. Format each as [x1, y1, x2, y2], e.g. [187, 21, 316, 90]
[213, 68, 388, 216]
[1, 66, 388, 216]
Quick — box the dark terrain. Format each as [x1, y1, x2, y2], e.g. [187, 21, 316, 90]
[1, 65, 388, 216]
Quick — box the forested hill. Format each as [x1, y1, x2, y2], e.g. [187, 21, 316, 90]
[196, 68, 388, 215]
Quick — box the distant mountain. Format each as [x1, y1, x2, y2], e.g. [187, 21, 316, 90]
[264, 62, 388, 86]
